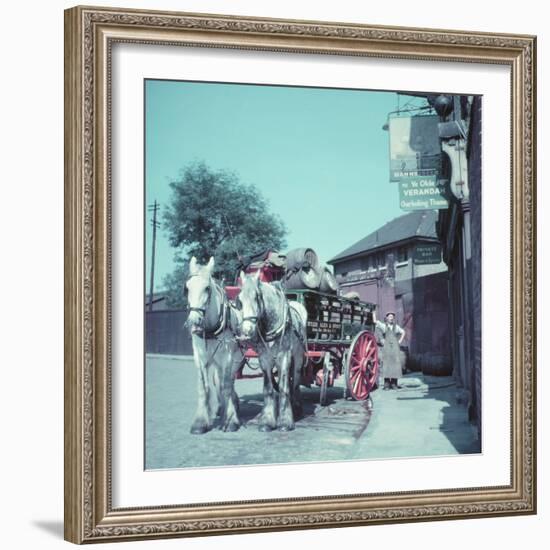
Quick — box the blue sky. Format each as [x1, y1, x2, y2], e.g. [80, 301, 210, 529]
[145, 79, 404, 290]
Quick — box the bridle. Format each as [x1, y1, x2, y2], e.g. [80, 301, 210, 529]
[241, 285, 265, 329]
[186, 274, 226, 338]
[240, 282, 289, 343]
[238, 280, 305, 394]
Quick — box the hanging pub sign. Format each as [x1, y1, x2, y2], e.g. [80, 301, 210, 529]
[389, 114, 441, 182]
[398, 175, 448, 210]
[413, 243, 442, 265]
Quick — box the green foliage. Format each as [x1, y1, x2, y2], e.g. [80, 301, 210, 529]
[162, 162, 287, 307]
[161, 259, 189, 310]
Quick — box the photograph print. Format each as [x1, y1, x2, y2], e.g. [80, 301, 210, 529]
[144, 79, 482, 470]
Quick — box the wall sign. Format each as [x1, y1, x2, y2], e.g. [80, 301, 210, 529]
[413, 243, 443, 264]
[389, 114, 441, 182]
[398, 175, 448, 210]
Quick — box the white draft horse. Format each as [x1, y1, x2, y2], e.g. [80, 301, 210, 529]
[185, 257, 242, 434]
[237, 271, 307, 431]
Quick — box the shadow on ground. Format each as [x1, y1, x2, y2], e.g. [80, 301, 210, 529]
[397, 377, 480, 454]
[237, 382, 342, 425]
[396, 374, 480, 454]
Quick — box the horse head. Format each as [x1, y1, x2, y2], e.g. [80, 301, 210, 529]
[185, 256, 215, 334]
[237, 270, 262, 341]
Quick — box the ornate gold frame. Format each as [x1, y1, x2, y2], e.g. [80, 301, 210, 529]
[64, 5, 537, 544]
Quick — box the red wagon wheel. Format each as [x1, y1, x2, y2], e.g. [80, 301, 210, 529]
[345, 330, 379, 401]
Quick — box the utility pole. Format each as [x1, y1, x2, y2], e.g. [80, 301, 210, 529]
[148, 200, 160, 312]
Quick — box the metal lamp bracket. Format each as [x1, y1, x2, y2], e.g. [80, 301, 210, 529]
[439, 120, 469, 201]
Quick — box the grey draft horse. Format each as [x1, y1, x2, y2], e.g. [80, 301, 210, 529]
[237, 271, 308, 431]
[185, 257, 242, 434]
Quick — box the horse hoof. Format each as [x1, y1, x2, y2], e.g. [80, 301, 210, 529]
[223, 422, 240, 432]
[279, 424, 295, 432]
[190, 423, 210, 435]
[258, 424, 275, 432]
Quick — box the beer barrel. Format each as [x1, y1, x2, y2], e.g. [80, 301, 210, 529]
[285, 265, 322, 289]
[285, 248, 319, 272]
[318, 265, 338, 293]
[420, 353, 452, 376]
[284, 248, 321, 290]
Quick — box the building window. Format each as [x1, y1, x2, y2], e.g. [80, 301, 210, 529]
[397, 246, 408, 263]
[360, 252, 388, 270]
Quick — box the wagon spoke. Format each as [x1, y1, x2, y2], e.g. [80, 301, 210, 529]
[345, 330, 379, 401]
[352, 374, 362, 395]
[363, 339, 372, 356]
[352, 370, 364, 383]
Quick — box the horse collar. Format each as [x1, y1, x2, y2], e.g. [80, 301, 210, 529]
[193, 282, 227, 339]
[263, 287, 290, 342]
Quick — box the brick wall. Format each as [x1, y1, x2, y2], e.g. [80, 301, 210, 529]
[468, 96, 483, 438]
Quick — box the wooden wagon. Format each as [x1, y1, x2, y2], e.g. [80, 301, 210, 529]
[284, 289, 378, 405]
[226, 254, 380, 406]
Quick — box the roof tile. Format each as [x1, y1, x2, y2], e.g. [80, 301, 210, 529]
[329, 210, 438, 263]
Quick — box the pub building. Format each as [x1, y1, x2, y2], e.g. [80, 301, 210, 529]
[331, 92, 481, 440]
[397, 93, 482, 437]
[385, 93, 481, 438]
[328, 210, 451, 377]
[434, 94, 482, 436]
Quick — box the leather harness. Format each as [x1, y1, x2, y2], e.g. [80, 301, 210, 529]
[187, 277, 228, 339]
[242, 284, 291, 343]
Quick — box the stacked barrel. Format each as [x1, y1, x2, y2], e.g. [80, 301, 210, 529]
[284, 248, 338, 294]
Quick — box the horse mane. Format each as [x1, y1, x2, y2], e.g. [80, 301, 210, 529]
[258, 280, 289, 339]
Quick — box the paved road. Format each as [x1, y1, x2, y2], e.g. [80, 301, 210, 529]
[355, 374, 480, 460]
[145, 355, 479, 470]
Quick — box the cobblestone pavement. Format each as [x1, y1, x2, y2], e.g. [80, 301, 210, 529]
[145, 355, 479, 470]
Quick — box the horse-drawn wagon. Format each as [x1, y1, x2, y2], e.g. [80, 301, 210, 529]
[285, 289, 378, 406]
[184, 251, 379, 434]
[227, 249, 380, 407]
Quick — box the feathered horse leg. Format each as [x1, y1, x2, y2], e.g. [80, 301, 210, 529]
[190, 334, 214, 434]
[218, 338, 242, 432]
[258, 352, 278, 432]
[277, 349, 295, 431]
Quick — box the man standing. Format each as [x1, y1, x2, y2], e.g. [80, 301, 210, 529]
[373, 311, 406, 390]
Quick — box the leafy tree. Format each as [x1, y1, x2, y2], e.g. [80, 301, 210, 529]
[161, 258, 189, 309]
[162, 162, 287, 307]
